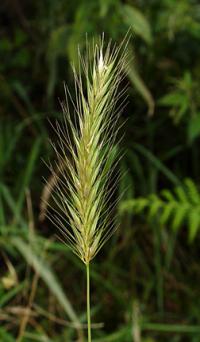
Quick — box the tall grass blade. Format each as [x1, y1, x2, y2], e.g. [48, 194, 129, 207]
[12, 237, 82, 331]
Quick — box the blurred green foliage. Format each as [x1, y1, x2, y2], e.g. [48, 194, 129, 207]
[1, 0, 200, 341]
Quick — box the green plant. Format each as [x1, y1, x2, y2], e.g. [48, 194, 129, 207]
[47, 36, 127, 341]
[159, 71, 200, 125]
[120, 178, 200, 242]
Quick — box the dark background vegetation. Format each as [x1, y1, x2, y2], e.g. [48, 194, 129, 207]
[1, 0, 200, 341]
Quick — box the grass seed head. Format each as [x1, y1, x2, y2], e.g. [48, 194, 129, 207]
[48, 36, 128, 264]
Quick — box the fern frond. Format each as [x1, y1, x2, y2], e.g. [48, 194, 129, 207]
[120, 178, 200, 241]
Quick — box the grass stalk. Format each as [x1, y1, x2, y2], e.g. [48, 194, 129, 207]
[86, 263, 92, 342]
[46, 35, 128, 340]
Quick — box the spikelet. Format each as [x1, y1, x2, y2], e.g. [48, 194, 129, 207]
[48, 36, 128, 264]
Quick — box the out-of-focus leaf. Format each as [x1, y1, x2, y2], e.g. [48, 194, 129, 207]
[122, 4, 152, 44]
[159, 72, 198, 124]
[16, 138, 41, 218]
[0, 281, 25, 307]
[0, 184, 26, 226]
[12, 237, 81, 327]
[131, 143, 180, 185]
[47, 25, 70, 98]
[93, 326, 131, 341]
[0, 328, 15, 342]
[12, 81, 33, 112]
[24, 332, 53, 341]
[159, 92, 185, 106]
[188, 113, 200, 143]
[189, 210, 200, 242]
[48, 25, 69, 58]
[124, 48, 154, 116]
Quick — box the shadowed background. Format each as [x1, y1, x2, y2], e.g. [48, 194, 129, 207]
[1, 0, 200, 341]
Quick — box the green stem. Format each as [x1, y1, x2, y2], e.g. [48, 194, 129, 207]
[86, 263, 92, 342]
